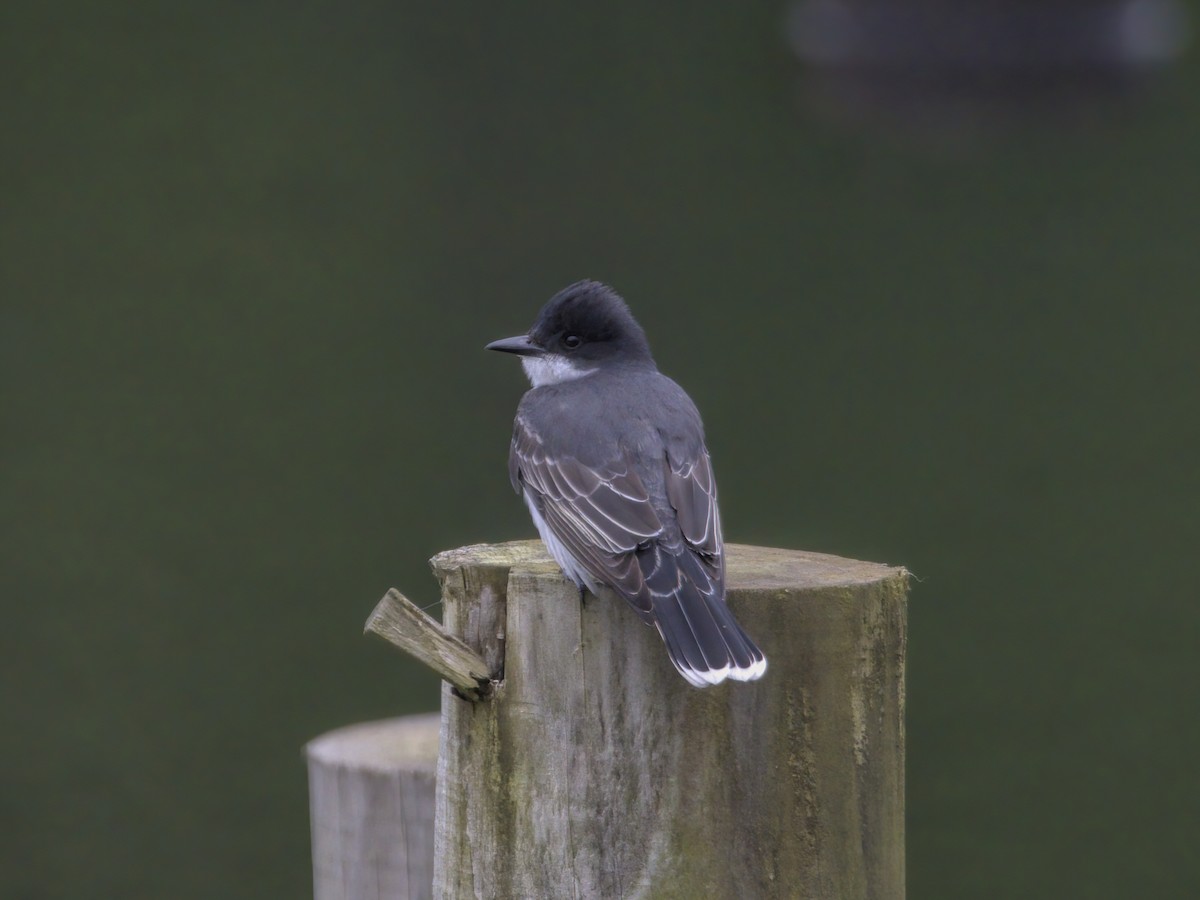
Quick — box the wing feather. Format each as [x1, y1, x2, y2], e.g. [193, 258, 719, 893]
[664, 448, 724, 575]
[510, 414, 664, 606]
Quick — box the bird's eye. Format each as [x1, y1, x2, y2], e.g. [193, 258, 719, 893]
[562, 334, 582, 349]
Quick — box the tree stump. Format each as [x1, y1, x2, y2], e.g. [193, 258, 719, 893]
[307, 714, 441, 900]
[429, 540, 907, 900]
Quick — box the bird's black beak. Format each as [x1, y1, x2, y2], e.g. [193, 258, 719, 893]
[485, 334, 544, 356]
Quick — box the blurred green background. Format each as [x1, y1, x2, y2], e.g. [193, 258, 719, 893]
[3, 2, 1198, 898]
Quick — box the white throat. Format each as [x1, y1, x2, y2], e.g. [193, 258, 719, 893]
[522, 354, 598, 388]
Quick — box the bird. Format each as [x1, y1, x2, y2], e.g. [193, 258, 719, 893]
[486, 280, 767, 687]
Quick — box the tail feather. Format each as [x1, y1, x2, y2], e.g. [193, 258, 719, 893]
[643, 550, 767, 687]
[652, 591, 715, 685]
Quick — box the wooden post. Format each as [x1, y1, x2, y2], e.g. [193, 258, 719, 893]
[428, 540, 908, 899]
[306, 715, 441, 900]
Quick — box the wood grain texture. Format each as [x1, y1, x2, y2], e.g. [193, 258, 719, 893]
[429, 540, 908, 900]
[365, 589, 493, 700]
[307, 715, 441, 900]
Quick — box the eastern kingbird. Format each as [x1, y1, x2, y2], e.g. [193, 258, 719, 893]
[486, 280, 767, 687]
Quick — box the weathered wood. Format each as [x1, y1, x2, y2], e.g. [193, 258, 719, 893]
[365, 589, 493, 701]
[307, 715, 441, 900]
[430, 540, 908, 900]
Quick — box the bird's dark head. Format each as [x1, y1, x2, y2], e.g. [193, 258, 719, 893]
[486, 280, 654, 387]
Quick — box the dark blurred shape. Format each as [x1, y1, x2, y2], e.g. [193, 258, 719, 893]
[786, 0, 1190, 129]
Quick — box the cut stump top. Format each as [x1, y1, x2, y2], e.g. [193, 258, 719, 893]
[305, 713, 441, 773]
[431, 539, 904, 592]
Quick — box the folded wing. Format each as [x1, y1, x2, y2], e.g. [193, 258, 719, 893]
[510, 414, 766, 686]
[510, 414, 663, 610]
